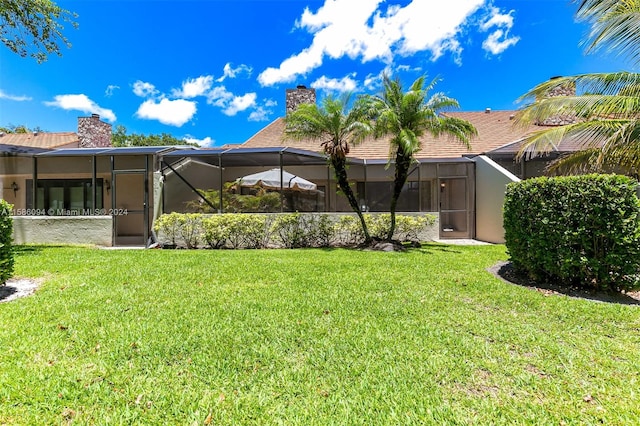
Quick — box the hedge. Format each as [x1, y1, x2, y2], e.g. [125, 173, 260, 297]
[154, 212, 436, 250]
[0, 200, 14, 285]
[504, 174, 640, 292]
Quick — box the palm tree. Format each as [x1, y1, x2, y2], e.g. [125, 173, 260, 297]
[515, 73, 640, 177]
[514, 0, 640, 177]
[366, 75, 477, 241]
[283, 94, 373, 243]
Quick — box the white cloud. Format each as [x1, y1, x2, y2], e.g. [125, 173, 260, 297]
[172, 75, 214, 98]
[135, 98, 196, 126]
[217, 63, 253, 82]
[0, 89, 32, 101]
[105, 85, 120, 97]
[248, 106, 272, 122]
[223, 93, 257, 116]
[184, 135, 215, 147]
[480, 7, 520, 55]
[206, 86, 234, 108]
[133, 81, 159, 98]
[206, 86, 257, 116]
[44, 94, 116, 122]
[311, 74, 358, 93]
[258, 0, 486, 86]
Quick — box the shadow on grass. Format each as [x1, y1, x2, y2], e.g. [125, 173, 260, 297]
[0, 285, 17, 302]
[416, 243, 463, 254]
[489, 261, 640, 306]
[13, 245, 72, 257]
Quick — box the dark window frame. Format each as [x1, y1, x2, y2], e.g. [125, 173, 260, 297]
[26, 178, 104, 215]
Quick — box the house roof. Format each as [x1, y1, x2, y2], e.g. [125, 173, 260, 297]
[487, 133, 594, 156]
[0, 132, 79, 149]
[242, 110, 538, 160]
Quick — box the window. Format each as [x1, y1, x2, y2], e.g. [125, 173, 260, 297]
[26, 179, 104, 215]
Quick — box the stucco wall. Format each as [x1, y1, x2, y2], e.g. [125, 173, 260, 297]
[12, 216, 113, 246]
[473, 155, 520, 244]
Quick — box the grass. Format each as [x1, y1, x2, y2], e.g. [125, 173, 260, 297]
[1, 244, 639, 424]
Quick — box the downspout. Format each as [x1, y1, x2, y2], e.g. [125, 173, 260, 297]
[363, 159, 367, 211]
[144, 155, 150, 246]
[279, 150, 284, 212]
[91, 155, 97, 211]
[327, 162, 331, 212]
[218, 154, 223, 213]
[417, 160, 422, 212]
[110, 155, 115, 245]
[32, 157, 37, 211]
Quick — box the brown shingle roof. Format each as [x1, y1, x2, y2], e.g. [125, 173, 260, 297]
[0, 132, 79, 149]
[242, 110, 537, 160]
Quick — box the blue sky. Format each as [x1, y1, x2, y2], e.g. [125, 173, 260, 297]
[0, 0, 635, 147]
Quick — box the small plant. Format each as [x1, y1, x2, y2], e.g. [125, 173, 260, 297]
[307, 214, 335, 247]
[0, 200, 14, 285]
[270, 213, 308, 248]
[202, 215, 230, 249]
[177, 213, 202, 249]
[394, 215, 436, 242]
[333, 215, 364, 246]
[153, 212, 182, 246]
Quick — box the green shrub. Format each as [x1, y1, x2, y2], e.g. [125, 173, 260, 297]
[187, 184, 281, 213]
[504, 174, 640, 291]
[0, 200, 14, 285]
[177, 213, 202, 249]
[153, 212, 182, 246]
[361, 214, 436, 243]
[307, 214, 335, 247]
[270, 213, 308, 248]
[202, 214, 268, 249]
[202, 215, 230, 249]
[333, 215, 364, 246]
[394, 214, 436, 242]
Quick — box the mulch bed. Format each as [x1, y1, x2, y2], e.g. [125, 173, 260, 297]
[488, 261, 640, 306]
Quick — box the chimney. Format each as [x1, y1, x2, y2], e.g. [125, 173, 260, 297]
[286, 85, 316, 114]
[537, 76, 578, 126]
[77, 114, 113, 148]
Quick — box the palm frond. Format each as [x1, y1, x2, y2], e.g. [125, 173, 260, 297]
[576, 0, 640, 66]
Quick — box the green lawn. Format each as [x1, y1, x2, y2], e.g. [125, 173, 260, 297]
[1, 244, 639, 424]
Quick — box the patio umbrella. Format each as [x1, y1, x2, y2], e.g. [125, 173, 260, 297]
[238, 168, 317, 192]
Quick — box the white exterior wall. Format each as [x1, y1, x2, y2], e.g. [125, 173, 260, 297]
[473, 155, 520, 243]
[12, 216, 113, 246]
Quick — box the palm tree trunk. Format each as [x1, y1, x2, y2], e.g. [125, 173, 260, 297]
[387, 150, 411, 241]
[331, 156, 371, 243]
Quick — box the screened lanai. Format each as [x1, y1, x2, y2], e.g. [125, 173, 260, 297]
[158, 147, 475, 239]
[2, 145, 177, 246]
[2, 144, 476, 243]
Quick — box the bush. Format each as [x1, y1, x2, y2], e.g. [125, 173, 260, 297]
[202, 214, 269, 249]
[504, 174, 640, 291]
[0, 200, 14, 285]
[154, 212, 438, 250]
[202, 215, 230, 249]
[177, 213, 202, 249]
[153, 212, 182, 246]
[270, 213, 309, 248]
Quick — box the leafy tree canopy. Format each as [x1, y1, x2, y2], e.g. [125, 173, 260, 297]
[0, 124, 45, 133]
[111, 125, 198, 147]
[0, 0, 78, 63]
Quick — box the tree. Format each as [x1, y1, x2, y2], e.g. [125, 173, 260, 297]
[366, 75, 477, 241]
[283, 94, 373, 243]
[111, 125, 197, 147]
[514, 1, 640, 177]
[0, 0, 78, 63]
[515, 73, 640, 177]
